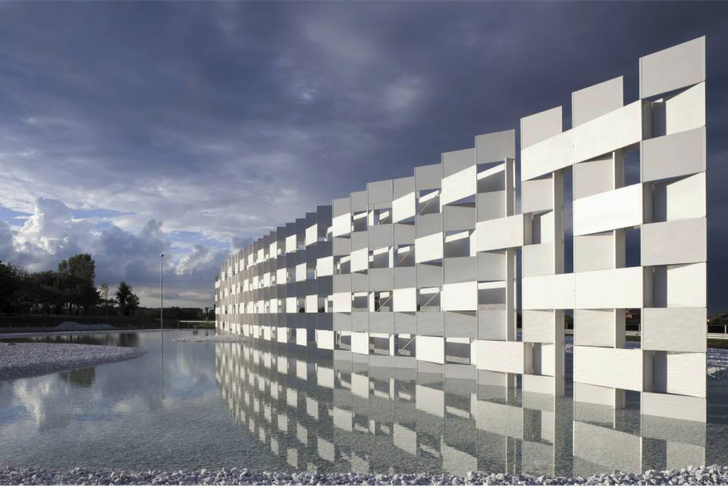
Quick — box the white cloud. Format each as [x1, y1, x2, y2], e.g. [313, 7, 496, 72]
[13, 197, 92, 264]
[5, 197, 226, 307]
[175, 244, 227, 277]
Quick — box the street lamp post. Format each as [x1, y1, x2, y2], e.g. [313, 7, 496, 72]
[160, 253, 164, 331]
[104, 285, 109, 326]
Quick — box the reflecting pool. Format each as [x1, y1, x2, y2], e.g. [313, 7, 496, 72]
[1, 330, 728, 476]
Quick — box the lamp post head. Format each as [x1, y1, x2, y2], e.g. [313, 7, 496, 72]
[160, 253, 165, 258]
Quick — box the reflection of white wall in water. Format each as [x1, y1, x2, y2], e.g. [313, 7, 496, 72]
[214, 340, 707, 477]
[215, 38, 708, 423]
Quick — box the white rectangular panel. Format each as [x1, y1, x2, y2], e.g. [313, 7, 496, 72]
[416, 384, 444, 417]
[296, 328, 307, 347]
[521, 130, 572, 182]
[642, 218, 706, 266]
[667, 443, 705, 472]
[522, 243, 555, 278]
[352, 373, 369, 398]
[522, 274, 574, 310]
[640, 36, 705, 99]
[574, 422, 641, 473]
[295, 263, 306, 282]
[477, 251, 506, 281]
[417, 335, 444, 365]
[305, 224, 317, 247]
[653, 172, 706, 222]
[286, 234, 296, 253]
[573, 154, 617, 201]
[476, 400, 523, 438]
[317, 256, 334, 277]
[641, 392, 706, 422]
[522, 310, 555, 343]
[351, 332, 369, 355]
[573, 382, 619, 407]
[522, 374, 555, 395]
[664, 82, 705, 136]
[441, 165, 477, 207]
[332, 213, 351, 237]
[574, 267, 643, 309]
[573, 184, 642, 236]
[393, 424, 416, 455]
[521, 106, 562, 150]
[663, 352, 706, 398]
[350, 248, 368, 273]
[475, 129, 516, 164]
[393, 193, 415, 223]
[642, 126, 706, 182]
[573, 101, 642, 164]
[573, 346, 643, 391]
[393, 287, 416, 312]
[415, 232, 443, 263]
[477, 340, 526, 374]
[664, 262, 706, 308]
[573, 232, 617, 273]
[317, 330, 335, 350]
[476, 214, 525, 251]
[521, 178, 553, 214]
[540, 343, 556, 376]
[642, 307, 706, 353]
[441, 281, 477, 311]
[574, 309, 620, 347]
[286, 297, 296, 313]
[572, 76, 623, 127]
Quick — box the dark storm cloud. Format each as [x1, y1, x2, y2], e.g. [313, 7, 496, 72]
[0, 2, 726, 310]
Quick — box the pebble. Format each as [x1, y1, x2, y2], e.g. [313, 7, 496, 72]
[2, 465, 728, 485]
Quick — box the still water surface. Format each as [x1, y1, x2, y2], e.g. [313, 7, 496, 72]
[1, 330, 727, 477]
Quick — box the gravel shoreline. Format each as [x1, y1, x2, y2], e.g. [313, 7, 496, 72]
[0, 343, 146, 381]
[1, 465, 727, 485]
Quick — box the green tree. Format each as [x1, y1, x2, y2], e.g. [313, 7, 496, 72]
[30, 270, 65, 315]
[58, 254, 96, 315]
[0, 261, 32, 313]
[78, 283, 100, 315]
[116, 281, 140, 316]
[0, 261, 24, 313]
[64, 254, 96, 282]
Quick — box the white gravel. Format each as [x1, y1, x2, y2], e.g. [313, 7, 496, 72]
[1, 465, 727, 485]
[174, 335, 248, 343]
[0, 343, 146, 381]
[707, 347, 728, 380]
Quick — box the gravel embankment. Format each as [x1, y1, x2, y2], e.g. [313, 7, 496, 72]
[0, 330, 161, 340]
[174, 335, 248, 343]
[0, 343, 146, 381]
[1, 465, 727, 485]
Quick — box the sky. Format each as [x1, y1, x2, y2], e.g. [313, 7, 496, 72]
[0, 2, 726, 311]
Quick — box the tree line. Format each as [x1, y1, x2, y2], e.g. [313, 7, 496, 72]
[0, 254, 141, 316]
